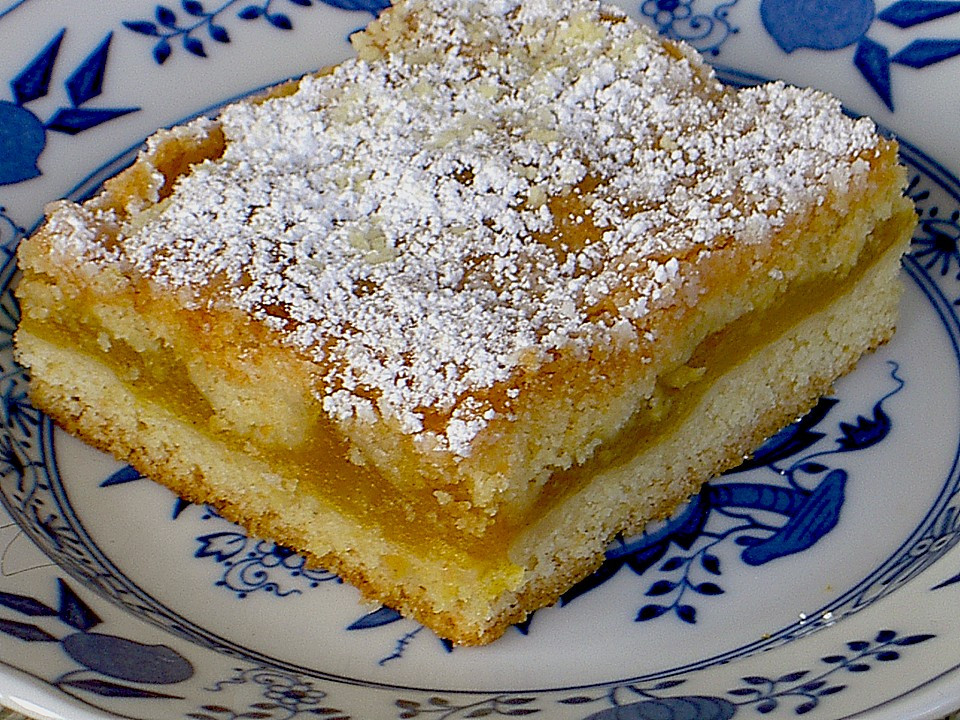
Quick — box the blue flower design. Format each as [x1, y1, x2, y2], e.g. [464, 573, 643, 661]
[101, 468, 342, 599]
[262, 676, 328, 711]
[0, 30, 138, 186]
[205, 666, 348, 719]
[0, 578, 194, 704]
[911, 210, 960, 280]
[641, 0, 694, 30]
[760, 0, 960, 111]
[640, 0, 740, 55]
[195, 531, 342, 598]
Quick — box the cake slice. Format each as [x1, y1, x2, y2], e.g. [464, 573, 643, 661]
[14, 0, 915, 645]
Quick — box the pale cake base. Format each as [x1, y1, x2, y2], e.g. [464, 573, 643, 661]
[15, 229, 908, 644]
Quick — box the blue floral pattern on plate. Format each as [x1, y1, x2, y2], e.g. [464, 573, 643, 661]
[124, 0, 389, 63]
[0, 578, 194, 703]
[123, 0, 389, 65]
[0, 30, 137, 186]
[759, 0, 960, 110]
[552, 630, 935, 719]
[3, 2, 960, 719]
[639, 0, 740, 55]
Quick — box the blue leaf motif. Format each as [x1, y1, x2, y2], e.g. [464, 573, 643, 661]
[853, 37, 893, 111]
[660, 556, 685, 572]
[894, 633, 935, 646]
[209, 23, 230, 42]
[59, 678, 182, 699]
[238, 5, 263, 19]
[100, 464, 143, 487]
[0, 590, 56, 616]
[123, 20, 161, 36]
[677, 604, 696, 624]
[636, 604, 669, 621]
[183, 36, 207, 56]
[267, 12, 293, 28]
[932, 568, 960, 589]
[694, 582, 723, 596]
[11, 29, 64, 104]
[182, 0, 205, 15]
[347, 605, 403, 630]
[65, 32, 112, 106]
[760, 0, 875, 52]
[875, 629, 897, 643]
[154, 39, 172, 64]
[892, 38, 960, 68]
[580, 696, 737, 720]
[156, 5, 178, 27]
[646, 580, 677, 596]
[0, 618, 57, 642]
[878, 0, 960, 28]
[62, 632, 194, 683]
[57, 578, 101, 631]
[741, 469, 846, 565]
[777, 670, 809, 683]
[46, 107, 138, 135]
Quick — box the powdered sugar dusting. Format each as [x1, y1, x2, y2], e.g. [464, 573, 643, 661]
[62, 0, 882, 454]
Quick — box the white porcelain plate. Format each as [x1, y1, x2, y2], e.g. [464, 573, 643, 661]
[3, 1, 960, 718]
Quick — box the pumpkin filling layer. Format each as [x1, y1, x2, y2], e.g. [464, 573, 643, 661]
[18, 205, 912, 571]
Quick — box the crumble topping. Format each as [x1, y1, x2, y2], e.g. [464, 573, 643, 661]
[51, 0, 881, 454]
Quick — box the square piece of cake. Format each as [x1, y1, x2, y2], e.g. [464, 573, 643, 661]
[15, 0, 915, 644]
